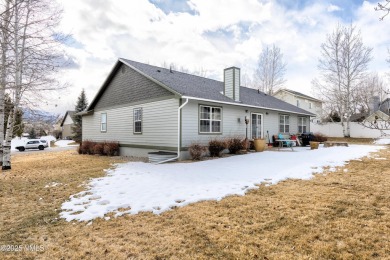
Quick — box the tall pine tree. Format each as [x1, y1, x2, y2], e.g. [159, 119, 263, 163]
[72, 89, 88, 142]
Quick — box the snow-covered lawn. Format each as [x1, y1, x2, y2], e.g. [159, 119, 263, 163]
[374, 138, 390, 145]
[61, 145, 384, 222]
[55, 140, 78, 147]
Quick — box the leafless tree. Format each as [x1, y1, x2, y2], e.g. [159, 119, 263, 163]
[1, 0, 66, 170]
[0, 0, 11, 166]
[253, 44, 286, 95]
[375, 1, 390, 20]
[355, 73, 387, 113]
[313, 24, 372, 137]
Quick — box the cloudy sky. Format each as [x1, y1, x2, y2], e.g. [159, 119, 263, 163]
[52, 0, 389, 114]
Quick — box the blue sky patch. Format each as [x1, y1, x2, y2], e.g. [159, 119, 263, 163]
[149, 0, 198, 15]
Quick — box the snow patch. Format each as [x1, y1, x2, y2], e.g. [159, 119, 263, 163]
[374, 138, 390, 145]
[45, 182, 62, 188]
[60, 145, 384, 222]
[55, 140, 78, 147]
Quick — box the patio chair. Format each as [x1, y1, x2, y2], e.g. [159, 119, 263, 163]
[278, 134, 293, 147]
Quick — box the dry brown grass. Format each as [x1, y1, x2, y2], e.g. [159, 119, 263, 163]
[1, 147, 390, 259]
[327, 137, 375, 144]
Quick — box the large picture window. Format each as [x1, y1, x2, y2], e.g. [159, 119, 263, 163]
[279, 114, 290, 133]
[298, 117, 307, 133]
[199, 105, 222, 133]
[101, 113, 107, 132]
[134, 108, 142, 134]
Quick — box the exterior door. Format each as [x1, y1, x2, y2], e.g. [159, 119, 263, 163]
[251, 113, 263, 139]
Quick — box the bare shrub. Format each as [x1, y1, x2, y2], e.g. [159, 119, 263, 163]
[313, 133, 328, 143]
[92, 143, 104, 155]
[103, 141, 120, 156]
[189, 143, 207, 160]
[227, 137, 244, 154]
[208, 139, 227, 157]
[80, 140, 96, 154]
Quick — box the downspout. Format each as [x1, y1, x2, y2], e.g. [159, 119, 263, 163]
[157, 98, 189, 164]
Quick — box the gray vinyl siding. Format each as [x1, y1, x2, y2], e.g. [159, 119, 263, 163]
[181, 100, 306, 147]
[234, 68, 240, 101]
[224, 69, 233, 99]
[83, 98, 178, 147]
[95, 64, 174, 110]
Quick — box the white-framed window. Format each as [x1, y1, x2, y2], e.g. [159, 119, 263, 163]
[296, 99, 300, 107]
[199, 105, 222, 133]
[298, 117, 307, 133]
[279, 114, 290, 133]
[134, 108, 142, 134]
[309, 102, 312, 109]
[101, 113, 107, 132]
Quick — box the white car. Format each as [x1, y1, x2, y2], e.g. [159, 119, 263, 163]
[15, 139, 47, 151]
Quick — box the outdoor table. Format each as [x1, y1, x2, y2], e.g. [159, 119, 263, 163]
[276, 139, 297, 151]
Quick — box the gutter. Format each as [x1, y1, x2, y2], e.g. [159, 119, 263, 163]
[181, 96, 315, 117]
[157, 98, 189, 164]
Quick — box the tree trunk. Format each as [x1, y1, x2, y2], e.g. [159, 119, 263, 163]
[0, 0, 11, 166]
[2, 110, 14, 170]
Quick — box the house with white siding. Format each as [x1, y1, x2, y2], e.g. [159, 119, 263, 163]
[273, 89, 323, 122]
[80, 59, 315, 159]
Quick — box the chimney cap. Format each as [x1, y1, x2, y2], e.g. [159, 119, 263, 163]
[224, 66, 240, 71]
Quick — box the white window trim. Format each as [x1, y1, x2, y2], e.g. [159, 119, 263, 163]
[199, 105, 222, 134]
[101, 113, 107, 132]
[298, 117, 307, 133]
[133, 108, 142, 134]
[279, 114, 290, 133]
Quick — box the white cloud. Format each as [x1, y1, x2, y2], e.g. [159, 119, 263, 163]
[327, 4, 342, 12]
[51, 0, 390, 115]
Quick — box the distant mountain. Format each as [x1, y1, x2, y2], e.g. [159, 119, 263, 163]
[22, 109, 60, 124]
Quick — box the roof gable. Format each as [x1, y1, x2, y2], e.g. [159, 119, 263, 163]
[60, 111, 75, 126]
[275, 89, 323, 103]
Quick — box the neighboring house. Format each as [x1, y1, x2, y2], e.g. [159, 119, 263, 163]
[350, 96, 390, 123]
[80, 59, 315, 159]
[273, 89, 323, 122]
[60, 111, 75, 139]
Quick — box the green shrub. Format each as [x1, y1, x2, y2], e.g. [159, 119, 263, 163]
[188, 143, 207, 160]
[227, 137, 244, 154]
[208, 139, 227, 157]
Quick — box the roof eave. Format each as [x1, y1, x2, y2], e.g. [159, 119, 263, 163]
[75, 110, 94, 116]
[181, 96, 315, 117]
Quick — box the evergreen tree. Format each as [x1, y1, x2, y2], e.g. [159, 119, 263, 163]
[29, 128, 36, 139]
[72, 89, 88, 142]
[4, 94, 24, 138]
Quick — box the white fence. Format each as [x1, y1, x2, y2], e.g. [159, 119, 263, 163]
[310, 122, 390, 138]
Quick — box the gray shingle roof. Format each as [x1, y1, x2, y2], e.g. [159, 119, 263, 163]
[121, 59, 315, 116]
